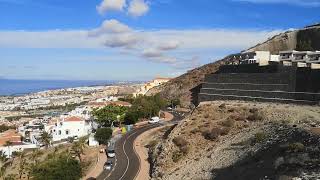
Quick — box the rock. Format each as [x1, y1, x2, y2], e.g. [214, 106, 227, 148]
[278, 175, 294, 180]
[274, 157, 285, 169]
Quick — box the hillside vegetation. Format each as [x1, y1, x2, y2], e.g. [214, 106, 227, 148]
[147, 24, 320, 106]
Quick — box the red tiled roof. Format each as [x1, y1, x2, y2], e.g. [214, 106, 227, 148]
[0, 129, 21, 147]
[64, 116, 84, 122]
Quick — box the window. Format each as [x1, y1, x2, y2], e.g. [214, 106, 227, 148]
[58, 130, 61, 135]
[66, 130, 69, 135]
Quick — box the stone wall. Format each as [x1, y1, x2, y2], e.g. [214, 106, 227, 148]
[198, 64, 320, 105]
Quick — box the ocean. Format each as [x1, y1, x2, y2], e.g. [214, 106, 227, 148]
[0, 79, 117, 96]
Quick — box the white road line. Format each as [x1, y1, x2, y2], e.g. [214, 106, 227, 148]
[119, 131, 139, 180]
[104, 155, 117, 180]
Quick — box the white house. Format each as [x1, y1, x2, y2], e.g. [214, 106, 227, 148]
[240, 51, 271, 66]
[46, 116, 92, 142]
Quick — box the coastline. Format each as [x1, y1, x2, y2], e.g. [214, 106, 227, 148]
[0, 79, 142, 97]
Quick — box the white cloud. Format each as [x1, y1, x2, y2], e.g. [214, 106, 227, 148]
[232, 0, 320, 7]
[157, 40, 180, 51]
[0, 22, 282, 69]
[128, 0, 149, 17]
[88, 19, 132, 37]
[142, 48, 163, 58]
[0, 28, 282, 50]
[96, 0, 126, 15]
[104, 33, 142, 48]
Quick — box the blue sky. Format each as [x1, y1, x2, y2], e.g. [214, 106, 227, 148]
[0, 0, 319, 80]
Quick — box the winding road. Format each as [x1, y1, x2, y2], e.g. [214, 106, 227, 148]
[96, 111, 184, 180]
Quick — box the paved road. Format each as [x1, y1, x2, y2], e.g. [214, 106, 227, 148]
[96, 111, 185, 180]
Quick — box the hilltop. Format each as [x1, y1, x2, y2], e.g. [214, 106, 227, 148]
[147, 24, 320, 107]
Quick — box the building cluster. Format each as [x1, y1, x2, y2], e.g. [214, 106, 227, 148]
[133, 77, 172, 97]
[0, 85, 125, 111]
[227, 50, 320, 69]
[0, 95, 130, 158]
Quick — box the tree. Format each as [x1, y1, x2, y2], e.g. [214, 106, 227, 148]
[71, 136, 87, 162]
[18, 152, 27, 179]
[30, 149, 43, 164]
[40, 132, 52, 148]
[92, 105, 128, 127]
[124, 110, 140, 125]
[31, 154, 82, 180]
[94, 128, 113, 145]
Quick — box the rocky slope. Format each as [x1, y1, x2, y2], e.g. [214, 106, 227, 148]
[149, 101, 320, 180]
[147, 24, 320, 107]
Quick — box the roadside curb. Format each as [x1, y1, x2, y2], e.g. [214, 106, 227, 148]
[133, 111, 174, 180]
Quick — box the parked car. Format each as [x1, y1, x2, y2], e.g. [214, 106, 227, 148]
[104, 160, 113, 170]
[107, 149, 115, 158]
[148, 117, 160, 124]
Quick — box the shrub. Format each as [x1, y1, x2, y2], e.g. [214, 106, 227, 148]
[220, 127, 230, 136]
[147, 140, 158, 149]
[253, 132, 267, 144]
[249, 108, 259, 113]
[202, 127, 222, 140]
[221, 119, 235, 127]
[172, 151, 183, 162]
[288, 142, 305, 152]
[219, 103, 226, 109]
[172, 136, 189, 154]
[247, 112, 264, 121]
[173, 136, 188, 148]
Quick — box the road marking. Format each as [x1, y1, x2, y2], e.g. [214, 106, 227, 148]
[119, 131, 139, 180]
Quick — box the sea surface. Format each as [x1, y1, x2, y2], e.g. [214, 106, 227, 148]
[0, 79, 118, 96]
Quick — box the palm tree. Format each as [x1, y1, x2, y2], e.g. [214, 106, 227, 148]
[17, 152, 27, 179]
[18, 159, 27, 179]
[4, 174, 16, 180]
[71, 136, 87, 162]
[40, 132, 52, 148]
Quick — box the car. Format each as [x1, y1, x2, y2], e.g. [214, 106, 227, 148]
[148, 117, 160, 124]
[107, 149, 115, 158]
[104, 160, 113, 170]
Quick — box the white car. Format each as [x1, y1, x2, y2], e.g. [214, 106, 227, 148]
[107, 149, 115, 158]
[148, 117, 160, 124]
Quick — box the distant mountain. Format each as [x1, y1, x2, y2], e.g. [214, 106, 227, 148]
[147, 24, 320, 107]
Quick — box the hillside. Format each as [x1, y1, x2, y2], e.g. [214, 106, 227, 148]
[149, 101, 320, 179]
[146, 24, 320, 107]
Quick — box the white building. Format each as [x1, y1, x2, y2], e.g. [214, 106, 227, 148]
[133, 78, 171, 97]
[46, 116, 92, 142]
[279, 50, 320, 68]
[240, 51, 271, 66]
[67, 106, 92, 120]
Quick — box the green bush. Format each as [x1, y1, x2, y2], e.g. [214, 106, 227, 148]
[31, 154, 82, 180]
